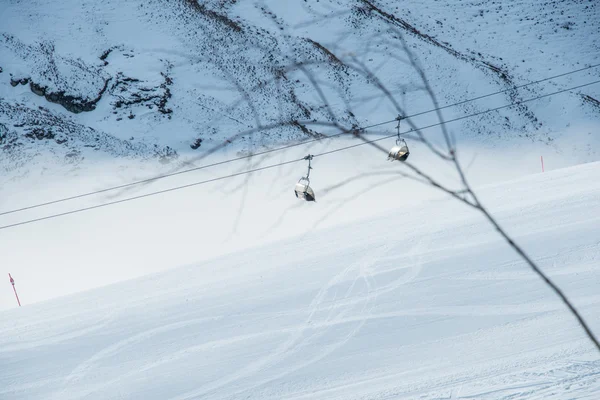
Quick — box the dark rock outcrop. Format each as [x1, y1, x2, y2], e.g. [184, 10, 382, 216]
[24, 127, 55, 140]
[190, 138, 203, 149]
[10, 77, 29, 87]
[29, 79, 110, 114]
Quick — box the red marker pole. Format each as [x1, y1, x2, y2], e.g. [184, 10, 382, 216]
[541, 155, 544, 172]
[8, 273, 21, 307]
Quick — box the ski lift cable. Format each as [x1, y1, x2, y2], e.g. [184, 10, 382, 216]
[1, 70, 599, 219]
[0, 158, 304, 231]
[319, 79, 600, 150]
[407, 63, 600, 119]
[1, 79, 598, 231]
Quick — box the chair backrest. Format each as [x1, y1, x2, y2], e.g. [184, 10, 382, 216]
[295, 181, 315, 201]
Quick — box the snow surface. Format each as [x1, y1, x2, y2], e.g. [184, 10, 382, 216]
[2, 1, 600, 398]
[1, 160, 600, 399]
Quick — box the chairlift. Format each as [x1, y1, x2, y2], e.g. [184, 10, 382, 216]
[388, 138, 410, 161]
[388, 115, 410, 162]
[294, 155, 316, 202]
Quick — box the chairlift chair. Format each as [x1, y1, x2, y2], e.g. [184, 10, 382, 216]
[294, 155, 316, 202]
[388, 138, 410, 161]
[295, 177, 316, 201]
[388, 115, 410, 162]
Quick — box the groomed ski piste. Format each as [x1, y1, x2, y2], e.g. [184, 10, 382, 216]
[1, 154, 600, 400]
[2, 0, 600, 398]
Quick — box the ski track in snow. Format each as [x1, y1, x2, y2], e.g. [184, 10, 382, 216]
[51, 316, 224, 400]
[1, 0, 600, 398]
[221, 239, 431, 400]
[171, 243, 394, 400]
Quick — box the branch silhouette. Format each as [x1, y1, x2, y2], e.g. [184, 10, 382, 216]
[191, 10, 600, 353]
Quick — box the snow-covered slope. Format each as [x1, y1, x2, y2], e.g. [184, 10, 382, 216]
[1, 2, 600, 398]
[1, 0, 599, 175]
[1, 161, 599, 400]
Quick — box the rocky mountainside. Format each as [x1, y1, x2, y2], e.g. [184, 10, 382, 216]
[1, 0, 599, 176]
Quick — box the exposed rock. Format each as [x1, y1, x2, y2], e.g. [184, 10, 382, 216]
[154, 144, 178, 164]
[291, 120, 325, 138]
[24, 127, 55, 140]
[582, 94, 600, 111]
[0, 122, 8, 143]
[2, 34, 111, 114]
[29, 79, 110, 114]
[158, 72, 173, 115]
[0, 100, 178, 167]
[183, 1, 242, 32]
[10, 77, 29, 87]
[190, 138, 203, 149]
[110, 68, 173, 119]
[99, 46, 121, 66]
